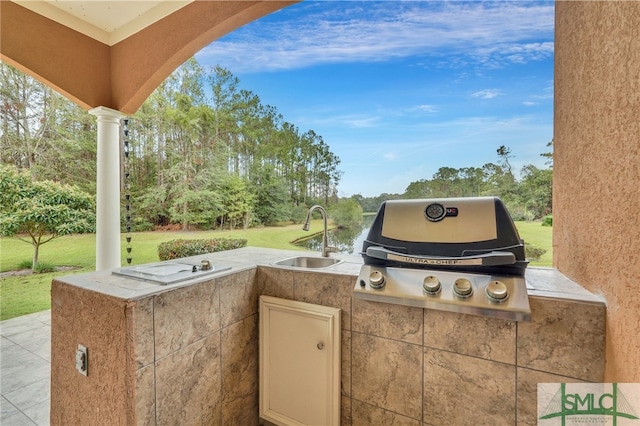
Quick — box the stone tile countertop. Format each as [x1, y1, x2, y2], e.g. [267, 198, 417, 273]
[54, 247, 603, 305]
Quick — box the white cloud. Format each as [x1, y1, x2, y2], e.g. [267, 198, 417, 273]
[303, 114, 380, 128]
[531, 80, 554, 100]
[196, 1, 554, 73]
[384, 152, 397, 161]
[471, 89, 502, 99]
[412, 104, 438, 113]
[474, 42, 554, 67]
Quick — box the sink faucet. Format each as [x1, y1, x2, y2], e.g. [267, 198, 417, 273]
[302, 205, 338, 257]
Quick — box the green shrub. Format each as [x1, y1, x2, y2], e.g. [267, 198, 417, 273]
[15, 260, 55, 273]
[542, 215, 553, 227]
[329, 199, 363, 228]
[18, 259, 32, 270]
[290, 205, 309, 225]
[525, 244, 547, 261]
[157, 238, 247, 260]
[121, 210, 155, 232]
[506, 203, 535, 222]
[131, 217, 154, 232]
[33, 262, 56, 273]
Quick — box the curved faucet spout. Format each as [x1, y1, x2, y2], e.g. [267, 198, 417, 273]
[302, 205, 338, 257]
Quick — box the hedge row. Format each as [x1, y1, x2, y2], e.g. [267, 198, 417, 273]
[158, 238, 247, 261]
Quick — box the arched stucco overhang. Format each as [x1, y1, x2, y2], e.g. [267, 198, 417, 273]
[1, 0, 297, 270]
[0, 0, 297, 115]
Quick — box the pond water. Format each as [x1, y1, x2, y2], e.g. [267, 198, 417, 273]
[294, 215, 375, 255]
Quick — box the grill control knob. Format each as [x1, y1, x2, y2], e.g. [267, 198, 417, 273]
[453, 278, 473, 297]
[423, 275, 441, 294]
[369, 271, 386, 289]
[486, 280, 509, 301]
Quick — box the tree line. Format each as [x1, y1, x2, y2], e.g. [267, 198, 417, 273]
[1, 60, 342, 231]
[351, 143, 553, 221]
[2, 59, 552, 232]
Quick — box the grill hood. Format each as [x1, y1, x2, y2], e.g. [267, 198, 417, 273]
[362, 196, 528, 276]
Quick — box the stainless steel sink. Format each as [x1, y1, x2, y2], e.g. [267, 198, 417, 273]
[273, 256, 342, 269]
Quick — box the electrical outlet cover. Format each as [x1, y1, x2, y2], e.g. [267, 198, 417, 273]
[76, 344, 88, 376]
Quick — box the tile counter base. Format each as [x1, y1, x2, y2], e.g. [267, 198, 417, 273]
[50, 248, 605, 426]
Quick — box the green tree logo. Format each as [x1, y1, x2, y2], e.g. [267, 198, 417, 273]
[539, 383, 639, 425]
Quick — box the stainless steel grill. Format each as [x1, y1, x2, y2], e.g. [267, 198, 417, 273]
[353, 196, 531, 321]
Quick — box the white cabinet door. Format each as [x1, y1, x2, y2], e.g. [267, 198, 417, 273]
[259, 296, 341, 426]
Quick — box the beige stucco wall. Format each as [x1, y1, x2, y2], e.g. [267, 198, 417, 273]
[554, 1, 640, 381]
[50, 281, 136, 424]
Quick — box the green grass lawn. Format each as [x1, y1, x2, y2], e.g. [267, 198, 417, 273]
[0, 222, 315, 320]
[515, 221, 553, 267]
[0, 223, 317, 273]
[0, 220, 552, 320]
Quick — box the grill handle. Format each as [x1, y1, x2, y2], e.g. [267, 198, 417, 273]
[365, 246, 516, 267]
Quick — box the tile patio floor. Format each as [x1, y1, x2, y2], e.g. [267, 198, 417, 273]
[0, 310, 51, 425]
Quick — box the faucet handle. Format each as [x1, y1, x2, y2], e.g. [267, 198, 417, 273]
[324, 246, 339, 257]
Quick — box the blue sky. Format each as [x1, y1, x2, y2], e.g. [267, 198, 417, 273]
[195, 1, 554, 197]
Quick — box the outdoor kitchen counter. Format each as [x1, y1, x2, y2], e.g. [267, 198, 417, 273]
[50, 247, 605, 425]
[525, 265, 605, 303]
[53, 246, 602, 303]
[52, 247, 364, 301]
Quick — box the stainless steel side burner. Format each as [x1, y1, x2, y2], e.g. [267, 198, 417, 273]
[113, 261, 230, 285]
[354, 197, 531, 321]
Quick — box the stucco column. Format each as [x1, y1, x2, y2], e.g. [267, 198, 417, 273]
[89, 106, 126, 271]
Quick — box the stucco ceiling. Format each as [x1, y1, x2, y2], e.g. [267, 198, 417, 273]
[0, 0, 298, 274]
[13, 0, 194, 45]
[1, 0, 296, 113]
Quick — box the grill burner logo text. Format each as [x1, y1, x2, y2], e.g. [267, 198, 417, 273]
[390, 254, 483, 266]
